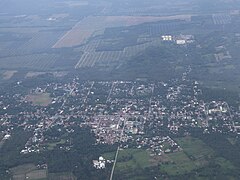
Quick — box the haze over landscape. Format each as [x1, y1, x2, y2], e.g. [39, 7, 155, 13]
[1, 0, 240, 179]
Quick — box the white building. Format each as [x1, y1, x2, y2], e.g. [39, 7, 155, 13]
[176, 40, 186, 45]
[93, 156, 106, 169]
[162, 35, 172, 41]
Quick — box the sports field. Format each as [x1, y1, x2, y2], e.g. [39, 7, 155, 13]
[26, 93, 52, 106]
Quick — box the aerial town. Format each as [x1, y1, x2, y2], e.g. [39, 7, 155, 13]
[0, 67, 239, 160]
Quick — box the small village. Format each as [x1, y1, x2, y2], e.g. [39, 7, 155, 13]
[0, 69, 239, 159]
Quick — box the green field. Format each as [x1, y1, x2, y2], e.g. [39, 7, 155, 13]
[215, 157, 236, 171]
[48, 172, 77, 180]
[159, 136, 238, 177]
[158, 137, 215, 175]
[45, 139, 66, 150]
[103, 148, 151, 170]
[10, 164, 47, 180]
[10, 164, 77, 180]
[175, 136, 214, 161]
[102, 151, 116, 160]
[110, 148, 152, 179]
[116, 148, 150, 171]
[110, 138, 235, 178]
[26, 169, 47, 180]
[160, 151, 196, 175]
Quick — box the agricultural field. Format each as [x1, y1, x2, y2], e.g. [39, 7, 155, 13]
[53, 15, 191, 48]
[10, 164, 47, 180]
[25, 169, 47, 180]
[175, 136, 215, 161]
[0, 54, 58, 70]
[26, 93, 52, 106]
[159, 151, 197, 176]
[116, 149, 150, 170]
[25, 71, 68, 79]
[212, 13, 231, 25]
[2, 70, 17, 80]
[0, 10, 80, 72]
[160, 136, 238, 177]
[25, 72, 48, 78]
[113, 148, 152, 179]
[159, 137, 215, 176]
[73, 16, 192, 70]
[10, 164, 77, 180]
[102, 151, 116, 160]
[109, 137, 238, 179]
[48, 172, 77, 180]
[75, 50, 126, 68]
[44, 139, 66, 151]
[0, 29, 65, 58]
[74, 18, 186, 69]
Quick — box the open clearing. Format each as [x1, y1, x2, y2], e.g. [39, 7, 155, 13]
[53, 15, 191, 48]
[26, 93, 52, 106]
[115, 148, 150, 171]
[111, 148, 151, 179]
[10, 164, 77, 180]
[10, 164, 47, 180]
[2, 70, 17, 80]
[45, 139, 66, 150]
[26, 169, 47, 180]
[75, 37, 163, 68]
[160, 151, 196, 176]
[48, 172, 77, 180]
[175, 136, 215, 161]
[103, 151, 116, 160]
[110, 137, 228, 177]
[25, 72, 47, 78]
[25, 71, 68, 78]
[159, 137, 215, 175]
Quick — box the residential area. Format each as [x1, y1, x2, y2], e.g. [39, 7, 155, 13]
[0, 69, 239, 157]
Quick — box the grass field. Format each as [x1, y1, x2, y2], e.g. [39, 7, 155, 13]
[25, 71, 68, 79]
[159, 137, 215, 175]
[45, 139, 66, 150]
[215, 157, 236, 171]
[48, 172, 77, 180]
[103, 149, 151, 171]
[53, 15, 191, 48]
[116, 148, 150, 171]
[175, 136, 214, 161]
[10, 164, 47, 180]
[10, 164, 78, 180]
[2, 70, 17, 80]
[227, 137, 237, 145]
[109, 138, 217, 177]
[25, 72, 47, 78]
[160, 151, 196, 175]
[102, 151, 116, 160]
[26, 93, 52, 106]
[26, 169, 47, 180]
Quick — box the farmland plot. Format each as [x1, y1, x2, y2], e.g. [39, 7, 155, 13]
[0, 29, 65, 58]
[212, 13, 231, 25]
[53, 15, 191, 48]
[75, 51, 125, 68]
[75, 36, 163, 69]
[0, 54, 58, 70]
[20, 31, 65, 52]
[74, 17, 189, 70]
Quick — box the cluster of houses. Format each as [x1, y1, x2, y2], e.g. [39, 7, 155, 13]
[93, 156, 114, 169]
[161, 34, 194, 45]
[0, 73, 239, 158]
